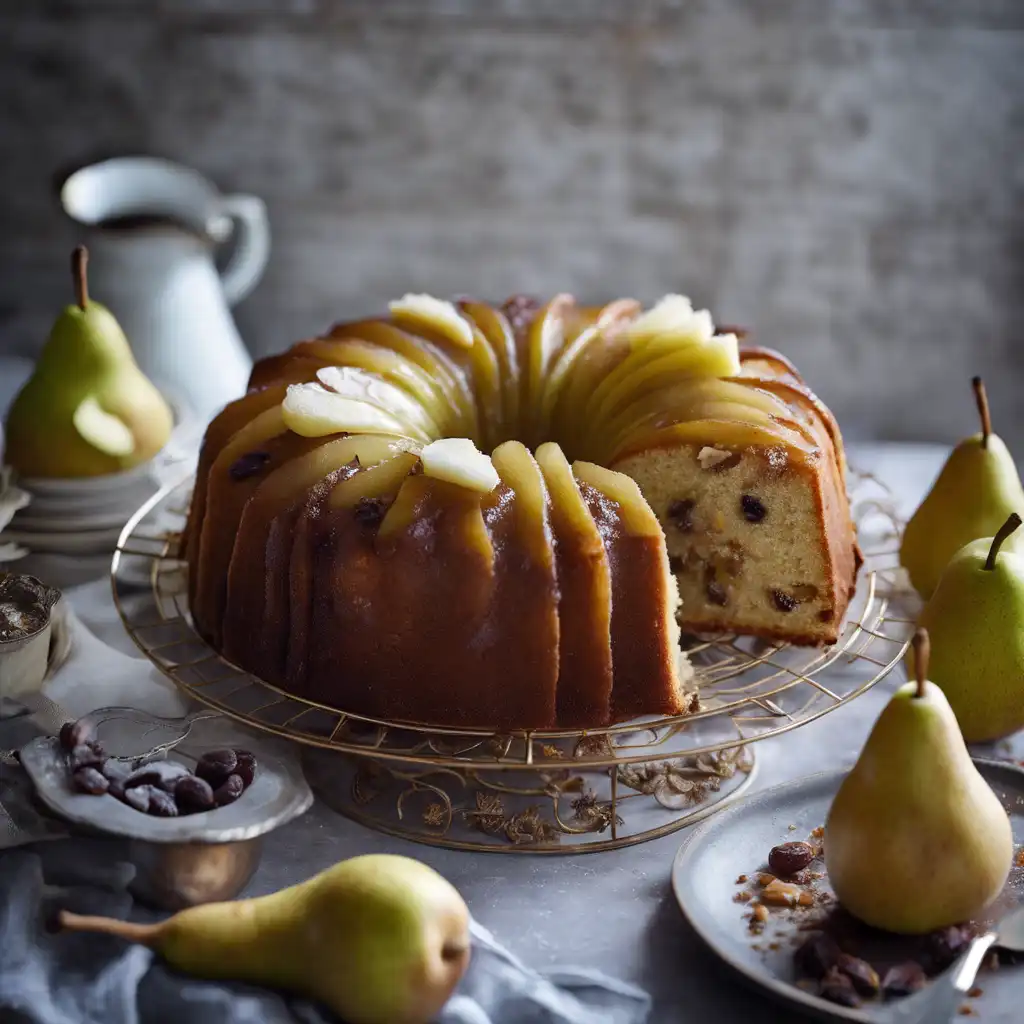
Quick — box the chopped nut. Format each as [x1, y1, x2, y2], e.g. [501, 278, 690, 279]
[751, 903, 769, 923]
[698, 447, 737, 470]
[770, 588, 798, 613]
[736, 874, 748, 884]
[768, 841, 815, 878]
[740, 494, 767, 523]
[968, 987, 983, 998]
[810, 826, 824, 839]
[1015, 847, 1024, 867]
[761, 879, 814, 907]
[733, 891, 752, 903]
[667, 499, 695, 533]
[757, 873, 776, 886]
[787, 823, 797, 831]
[958, 1007, 977, 1017]
[838, 954, 880, 996]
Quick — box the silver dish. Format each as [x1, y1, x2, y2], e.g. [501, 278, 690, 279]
[19, 735, 313, 909]
[671, 761, 1024, 1023]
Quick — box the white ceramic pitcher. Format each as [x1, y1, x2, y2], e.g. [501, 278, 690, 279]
[60, 157, 270, 425]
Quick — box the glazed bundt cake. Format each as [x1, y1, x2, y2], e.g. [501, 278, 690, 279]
[183, 293, 858, 729]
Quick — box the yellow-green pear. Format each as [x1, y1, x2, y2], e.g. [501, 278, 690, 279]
[58, 854, 471, 1024]
[3, 246, 173, 478]
[900, 378, 1024, 598]
[825, 629, 1013, 935]
[913, 512, 1024, 742]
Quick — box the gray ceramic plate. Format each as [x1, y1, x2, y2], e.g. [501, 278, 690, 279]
[20, 735, 313, 844]
[671, 761, 1024, 1023]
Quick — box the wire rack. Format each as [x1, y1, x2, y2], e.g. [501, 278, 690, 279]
[111, 469, 913, 852]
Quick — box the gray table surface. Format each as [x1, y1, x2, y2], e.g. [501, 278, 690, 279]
[10, 442, 1024, 1023]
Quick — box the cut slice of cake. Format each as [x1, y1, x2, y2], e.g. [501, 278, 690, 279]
[572, 460, 695, 721]
[536, 441, 614, 727]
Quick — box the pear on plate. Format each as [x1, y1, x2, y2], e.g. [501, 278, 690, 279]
[3, 247, 173, 478]
[825, 628, 1013, 935]
[900, 377, 1024, 598]
[58, 853, 471, 1024]
[913, 513, 1024, 742]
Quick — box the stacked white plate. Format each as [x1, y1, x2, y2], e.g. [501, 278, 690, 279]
[2, 461, 162, 555]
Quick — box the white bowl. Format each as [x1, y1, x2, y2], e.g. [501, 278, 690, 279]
[16, 459, 160, 499]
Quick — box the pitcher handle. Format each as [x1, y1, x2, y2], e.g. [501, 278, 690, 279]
[214, 194, 270, 306]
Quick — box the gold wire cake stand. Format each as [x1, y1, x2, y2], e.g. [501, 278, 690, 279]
[111, 470, 912, 853]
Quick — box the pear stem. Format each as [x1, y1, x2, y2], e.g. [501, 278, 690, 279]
[71, 246, 89, 311]
[911, 627, 929, 699]
[57, 909, 162, 947]
[972, 376, 991, 449]
[984, 512, 1022, 571]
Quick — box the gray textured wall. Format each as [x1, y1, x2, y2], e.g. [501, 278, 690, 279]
[1, 1, 1022, 445]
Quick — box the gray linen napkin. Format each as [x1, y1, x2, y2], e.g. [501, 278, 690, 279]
[0, 845, 651, 1024]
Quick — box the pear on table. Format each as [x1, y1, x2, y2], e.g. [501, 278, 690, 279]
[825, 628, 1013, 935]
[3, 246, 173, 477]
[56, 853, 471, 1024]
[914, 512, 1024, 742]
[900, 377, 1024, 599]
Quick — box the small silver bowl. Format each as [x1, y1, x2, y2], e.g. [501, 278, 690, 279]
[19, 736, 313, 910]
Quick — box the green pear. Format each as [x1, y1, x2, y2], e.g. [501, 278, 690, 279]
[826, 629, 1013, 935]
[57, 853, 471, 1024]
[900, 377, 1024, 598]
[912, 513, 1024, 742]
[3, 246, 173, 478]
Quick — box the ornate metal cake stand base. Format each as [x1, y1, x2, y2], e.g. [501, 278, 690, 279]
[302, 742, 758, 853]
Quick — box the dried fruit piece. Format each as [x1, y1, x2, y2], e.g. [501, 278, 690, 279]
[72, 766, 109, 795]
[770, 589, 798, 613]
[123, 785, 152, 813]
[926, 924, 972, 973]
[353, 497, 388, 527]
[740, 494, 767, 523]
[229, 451, 271, 481]
[100, 758, 130, 784]
[760, 879, 814, 907]
[706, 579, 728, 606]
[667, 498, 695, 533]
[214, 774, 245, 806]
[820, 966, 860, 1007]
[196, 749, 239, 787]
[147, 789, 179, 817]
[882, 961, 927, 998]
[794, 934, 841, 980]
[768, 841, 815, 878]
[125, 761, 191, 792]
[69, 743, 104, 771]
[59, 719, 92, 751]
[838, 953, 880, 996]
[174, 775, 215, 814]
[233, 750, 257, 787]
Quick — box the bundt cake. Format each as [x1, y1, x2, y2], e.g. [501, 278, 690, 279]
[183, 293, 858, 730]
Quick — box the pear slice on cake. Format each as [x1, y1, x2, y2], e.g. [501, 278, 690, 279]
[4, 247, 173, 478]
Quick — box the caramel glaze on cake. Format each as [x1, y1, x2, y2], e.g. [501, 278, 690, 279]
[183, 293, 858, 730]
